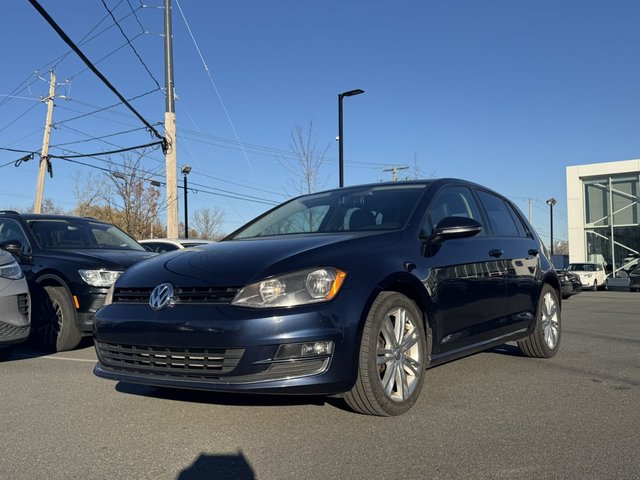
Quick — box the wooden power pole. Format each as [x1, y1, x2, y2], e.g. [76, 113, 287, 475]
[34, 70, 56, 213]
[164, 0, 179, 238]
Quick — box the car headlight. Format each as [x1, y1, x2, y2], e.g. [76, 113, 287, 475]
[0, 260, 23, 280]
[232, 267, 347, 308]
[584, 273, 593, 278]
[78, 269, 122, 287]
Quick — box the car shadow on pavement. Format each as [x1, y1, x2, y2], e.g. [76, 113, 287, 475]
[487, 343, 525, 357]
[115, 381, 334, 409]
[6, 336, 95, 362]
[177, 451, 255, 480]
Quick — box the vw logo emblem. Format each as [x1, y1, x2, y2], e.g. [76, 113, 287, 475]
[149, 282, 174, 311]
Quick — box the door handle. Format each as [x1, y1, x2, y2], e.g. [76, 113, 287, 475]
[528, 249, 539, 256]
[489, 249, 503, 258]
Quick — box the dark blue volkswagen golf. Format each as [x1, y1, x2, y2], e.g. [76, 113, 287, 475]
[93, 179, 561, 416]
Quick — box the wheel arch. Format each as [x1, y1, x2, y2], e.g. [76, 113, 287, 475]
[33, 272, 74, 300]
[362, 272, 435, 359]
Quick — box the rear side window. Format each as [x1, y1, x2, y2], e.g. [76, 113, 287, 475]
[476, 190, 520, 237]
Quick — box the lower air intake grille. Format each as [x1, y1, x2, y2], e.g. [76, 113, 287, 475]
[96, 342, 244, 376]
[0, 323, 29, 339]
[17, 294, 29, 316]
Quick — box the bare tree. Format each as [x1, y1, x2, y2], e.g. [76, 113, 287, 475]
[192, 207, 226, 240]
[279, 119, 330, 195]
[72, 155, 163, 239]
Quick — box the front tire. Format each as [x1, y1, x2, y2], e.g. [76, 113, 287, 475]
[518, 284, 561, 358]
[31, 286, 82, 352]
[344, 292, 429, 416]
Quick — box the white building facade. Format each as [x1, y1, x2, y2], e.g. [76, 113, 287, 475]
[566, 159, 640, 273]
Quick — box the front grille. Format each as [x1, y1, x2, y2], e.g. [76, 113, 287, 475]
[113, 286, 240, 305]
[17, 293, 29, 316]
[0, 322, 29, 339]
[96, 342, 244, 376]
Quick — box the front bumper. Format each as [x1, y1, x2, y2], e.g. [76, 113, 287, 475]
[75, 289, 108, 333]
[0, 293, 30, 347]
[92, 296, 365, 395]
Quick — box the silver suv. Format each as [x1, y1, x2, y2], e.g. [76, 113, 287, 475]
[0, 249, 30, 360]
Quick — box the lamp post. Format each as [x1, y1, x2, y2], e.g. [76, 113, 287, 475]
[338, 89, 365, 188]
[181, 165, 192, 238]
[546, 197, 557, 255]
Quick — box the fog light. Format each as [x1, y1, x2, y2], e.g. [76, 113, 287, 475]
[275, 341, 334, 360]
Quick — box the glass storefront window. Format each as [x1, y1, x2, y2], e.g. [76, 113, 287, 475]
[584, 174, 640, 273]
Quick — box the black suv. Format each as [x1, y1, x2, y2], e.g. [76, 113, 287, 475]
[0, 211, 155, 351]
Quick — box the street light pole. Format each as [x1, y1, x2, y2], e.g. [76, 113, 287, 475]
[546, 197, 557, 255]
[181, 165, 191, 238]
[338, 89, 365, 188]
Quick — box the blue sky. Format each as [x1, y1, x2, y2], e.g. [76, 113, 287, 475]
[2, 1, 640, 241]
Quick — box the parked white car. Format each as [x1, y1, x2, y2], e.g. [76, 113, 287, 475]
[566, 263, 607, 291]
[139, 238, 215, 254]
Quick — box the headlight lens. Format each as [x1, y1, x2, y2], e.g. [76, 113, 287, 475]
[78, 269, 122, 287]
[232, 267, 347, 308]
[0, 260, 23, 280]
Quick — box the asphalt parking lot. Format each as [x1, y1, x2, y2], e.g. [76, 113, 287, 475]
[1, 291, 639, 480]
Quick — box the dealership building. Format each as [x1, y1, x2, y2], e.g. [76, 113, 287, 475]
[566, 159, 640, 273]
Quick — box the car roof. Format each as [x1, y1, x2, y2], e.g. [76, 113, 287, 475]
[0, 211, 108, 224]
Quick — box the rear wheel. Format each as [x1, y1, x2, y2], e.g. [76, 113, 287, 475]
[344, 292, 429, 416]
[518, 284, 561, 358]
[31, 286, 82, 352]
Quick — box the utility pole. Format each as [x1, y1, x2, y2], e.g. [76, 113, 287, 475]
[383, 165, 409, 182]
[34, 70, 56, 213]
[528, 198, 532, 223]
[164, 0, 179, 238]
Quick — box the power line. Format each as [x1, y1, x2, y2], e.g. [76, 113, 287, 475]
[0, 101, 41, 135]
[51, 124, 159, 148]
[48, 141, 164, 160]
[28, 0, 165, 146]
[126, 0, 147, 32]
[100, 0, 161, 89]
[54, 87, 161, 126]
[175, 0, 252, 170]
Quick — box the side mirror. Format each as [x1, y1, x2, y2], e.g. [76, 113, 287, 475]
[425, 217, 483, 244]
[0, 240, 24, 257]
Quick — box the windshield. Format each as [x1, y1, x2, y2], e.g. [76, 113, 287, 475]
[26, 219, 145, 251]
[230, 183, 429, 239]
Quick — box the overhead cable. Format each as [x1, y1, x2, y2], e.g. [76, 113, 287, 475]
[55, 87, 161, 126]
[100, 0, 161, 89]
[48, 140, 164, 160]
[28, 0, 165, 147]
[175, 0, 252, 170]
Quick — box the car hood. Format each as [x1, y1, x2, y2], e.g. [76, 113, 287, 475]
[41, 249, 157, 270]
[118, 231, 402, 287]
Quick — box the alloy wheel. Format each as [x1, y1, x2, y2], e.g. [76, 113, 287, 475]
[541, 292, 560, 349]
[376, 306, 423, 402]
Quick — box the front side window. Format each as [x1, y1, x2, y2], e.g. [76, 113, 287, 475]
[476, 190, 520, 237]
[424, 186, 484, 234]
[0, 218, 31, 252]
